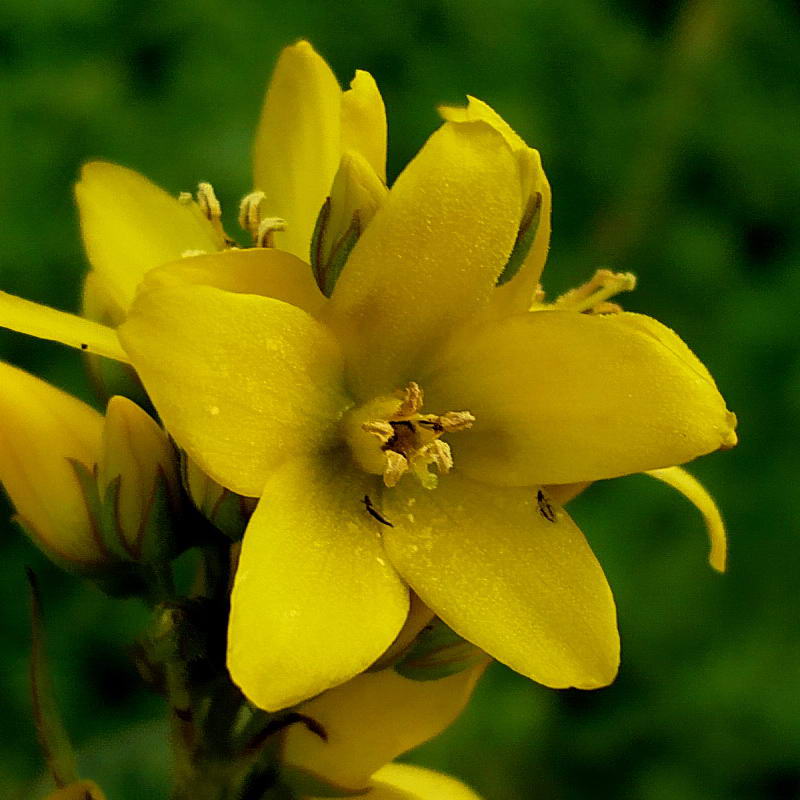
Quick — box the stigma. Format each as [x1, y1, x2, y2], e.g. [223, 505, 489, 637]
[343, 382, 474, 490]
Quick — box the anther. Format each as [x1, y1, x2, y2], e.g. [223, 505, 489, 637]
[238, 191, 266, 237]
[554, 269, 637, 314]
[255, 217, 287, 248]
[196, 182, 222, 223]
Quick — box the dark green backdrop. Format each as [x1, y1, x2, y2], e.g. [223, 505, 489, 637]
[1, 1, 798, 797]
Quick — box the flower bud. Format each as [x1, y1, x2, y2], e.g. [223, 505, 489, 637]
[0, 361, 105, 568]
[182, 455, 257, 541]
[96, 395, 182, 561]
[310, 150, 387, 296]
[0, 364, 183, 581]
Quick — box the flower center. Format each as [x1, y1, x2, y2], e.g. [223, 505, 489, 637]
[343, 382, 474, 489]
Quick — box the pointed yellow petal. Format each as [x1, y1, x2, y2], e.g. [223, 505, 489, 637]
[282, 663, 485, 791]
[440, 96, 552, 313]
[141, 248, 326, 316]
[76, 161, 221, 311]
[383, 475, 619, 690]
[341, 70, 387, 180]
[253, 41, 342, 260]
[328, 120, 521, 399]
[425, 310, 737, 486]
[646, 466, 727, 572]
[0, 362, 104, 564]
[118, 285, 350, 496]
[0, 291, 128, 362]
[228, 456, 408, 711]
[369, 763, 483, 800]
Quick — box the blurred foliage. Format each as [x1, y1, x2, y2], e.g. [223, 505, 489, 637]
[1, 0, 799, 798]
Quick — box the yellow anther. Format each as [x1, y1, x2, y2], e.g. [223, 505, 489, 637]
[238, 191, 266, 237]
[354, 382, 474, 489]
[384, 450, 409, 487]
[395, 381, 424, 417]
[554, 269, 637, 314]
[438, 411, 476, 433]
[255, 217, 287, 248]
[196, 182, 222, 222]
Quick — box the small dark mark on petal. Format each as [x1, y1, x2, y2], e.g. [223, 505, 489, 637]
[536, 489, 556, 523]
[362, 494, 394, 527]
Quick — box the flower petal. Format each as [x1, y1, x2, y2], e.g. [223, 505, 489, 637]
[253, 41, 342, 260]
[425, 311, 737, 486]
[76, 161, 221, 311]
[282, 663, 485, 791]
[0, 361, 104, 564]
[341, 70, 387, 180]
[383, 474, 619, 689]
[140, 248, 326, 316]
[369, 763, 483, 800]
[440, 96, 552, 314]
[328, 120, 521, 399]
[117, 285, 349, 496]
[646, 466, 727, 572]
[0, 291, 128, 362]
[228, 456, 408, 711]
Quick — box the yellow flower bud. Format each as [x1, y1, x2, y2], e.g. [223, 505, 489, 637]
[97, 395, 181, 560]
[0, 361, 104, 566]
[310, 149, 387, 296]
[0, 363, 182, 575]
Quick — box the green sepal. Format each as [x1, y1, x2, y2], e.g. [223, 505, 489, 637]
[67, 459, 130, 561]
[280, 765, 370, 798]
[26, 568, 80, 787]
[309, 197, 362, 297]
[496, 190, 542, 286]
[136, 467, 183, 562]
[320, 210, 361, 297]
[310, 196, 332, 289]
[394, 619, 485, 681]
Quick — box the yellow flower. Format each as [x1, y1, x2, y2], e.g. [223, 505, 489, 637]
[0, 42, 737, 711]
[0, 361, 180, 569]
[281, 661, 488, 798]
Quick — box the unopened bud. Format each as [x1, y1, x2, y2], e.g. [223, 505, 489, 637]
[97, 396, 182, 561]
[182, 455, 257, 541]
[310, 150, 387, 296]
[0, 361, 105, 568]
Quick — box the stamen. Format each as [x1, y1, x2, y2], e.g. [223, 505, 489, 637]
[554, 269, 637, 314]
[238, 191, 266, 237]
[183, 182, 235, 247]
[357, 382, 474, 489]
[395, 382, 424, 417]
[384, 451, 409, 487]
[438, 411, 476, 432]
[196, 182, 222, 223]
[254, 217, 287, 248]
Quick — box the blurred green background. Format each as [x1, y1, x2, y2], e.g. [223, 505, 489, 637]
[1, 0, 799, 797]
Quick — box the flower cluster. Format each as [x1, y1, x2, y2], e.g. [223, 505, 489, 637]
[1, 41, 735, 800]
